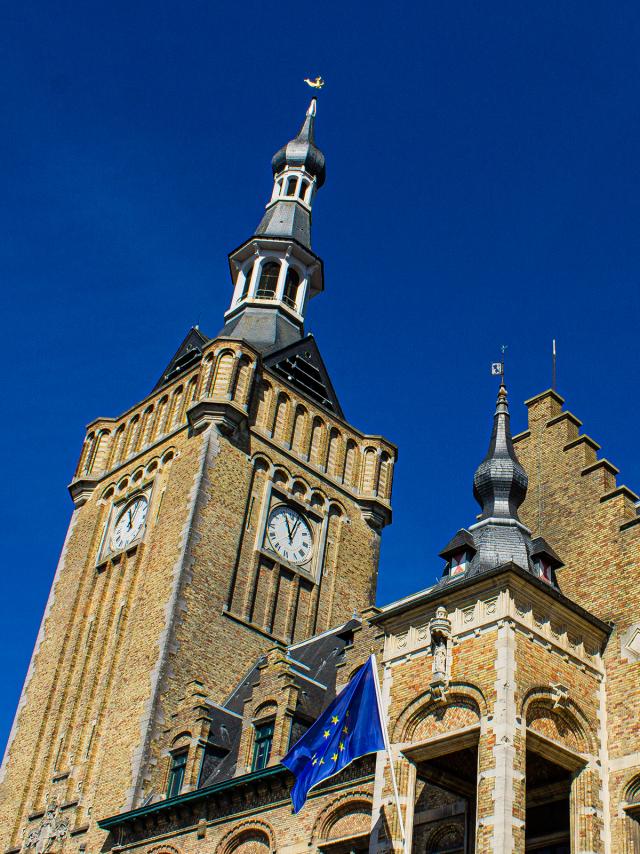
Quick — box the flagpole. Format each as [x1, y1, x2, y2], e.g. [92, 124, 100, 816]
[370, 654, 406, 844]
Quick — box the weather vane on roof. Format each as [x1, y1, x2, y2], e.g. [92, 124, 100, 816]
[304, 76, 325, 90]
[491, 345, 508, 384]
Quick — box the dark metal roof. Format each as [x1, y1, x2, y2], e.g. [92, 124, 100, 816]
[438, 529, 476, 560]
[271, 99, 326, 188]
[152, 326, 210, 392]
[264, 334, 344, 418]
[197, 620, 358, 789]
[435, 384, 562, 590]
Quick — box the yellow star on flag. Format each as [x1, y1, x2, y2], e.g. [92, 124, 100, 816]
[323, 730, 330, 739]
[319, 758, 325, 765]
[339, 741, 345, 751]
[331, 753, 338, 762]
[343, 725, 349, 734]
[331, 715, 339, 724]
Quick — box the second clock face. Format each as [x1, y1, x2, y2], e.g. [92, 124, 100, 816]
[267, 506, 313, 565]
[110, 496, 149, 552]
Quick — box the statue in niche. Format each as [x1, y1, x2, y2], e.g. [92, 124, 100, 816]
[432, 635, 447, 676]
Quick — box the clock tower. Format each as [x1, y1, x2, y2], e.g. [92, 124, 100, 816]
[0, 99, 396, 852]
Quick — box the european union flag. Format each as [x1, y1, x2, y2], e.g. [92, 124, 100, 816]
[282, 655, 385, 813]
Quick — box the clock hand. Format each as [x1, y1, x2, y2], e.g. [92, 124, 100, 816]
[291, 519, 301, 540]
[284, 514, 293, 543]
[128, 510, 133, 529]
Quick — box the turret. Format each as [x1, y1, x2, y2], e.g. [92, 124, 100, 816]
[219, 99, 325, 353]
[437, 384, 563, 588]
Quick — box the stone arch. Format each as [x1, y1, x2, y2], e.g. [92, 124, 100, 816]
[309, 416, 325, 466]
[140, 405, 155, 447]
[233, 355, 253, 405]
[169, 385, 184, 428]
[312, 791, 373, 843]
[216, 820, 274, 854]
[152, 395, 169, 440]
[394, 685, 486, 744]
[78, 431, 96, 475]
[110, 424, 126, 467]
[147, 845, 182, 854]
[212, 350, 235, 397]
[251, 453, 272, 475]
[522, 688, 594, 755]
[326, 427, 342, 476]
[291, 404, 308, 454]
[253, 701, 277, 719]
[170, 730, 192, 747]
[272, 393, 290, 442]
[125, 415, 141, 456]
[360, 446, 378, 494]
[624, 773, 640, 805]
[378, 451, 393, 499]
[185, 374, 199, 409]
[201, 350, 215, 395]
[254, 380, 273, 430]
[343, 439, 359, 488]
[425, 821, 465, 852]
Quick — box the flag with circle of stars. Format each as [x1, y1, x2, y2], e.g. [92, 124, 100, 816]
[282, 656, 385, 813]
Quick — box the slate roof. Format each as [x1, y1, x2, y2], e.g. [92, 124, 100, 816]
[198, 620, 359, 789]
[435, 384, 563, 590]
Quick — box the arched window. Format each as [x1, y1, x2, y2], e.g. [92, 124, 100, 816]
[256, 262, 280, 299]
[285, 176, 298, 196]
[240, 265, 253, 300]
[299, 179, 309, 201]
[283, 268, 300, 309]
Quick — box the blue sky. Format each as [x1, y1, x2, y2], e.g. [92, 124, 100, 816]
[2, 1, 640, 750]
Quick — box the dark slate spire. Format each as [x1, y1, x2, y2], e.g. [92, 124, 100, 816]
[436, 383, 562, 589]
[255, 99, 325, 249]
[270, 98, 326, 188]
[472, 383, 528, 521]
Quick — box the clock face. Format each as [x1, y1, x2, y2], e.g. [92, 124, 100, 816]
[110, 496, 149, 552]
[267, 506, 313, 565]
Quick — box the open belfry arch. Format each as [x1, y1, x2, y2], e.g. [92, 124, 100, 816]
[1, 97, 640, 854]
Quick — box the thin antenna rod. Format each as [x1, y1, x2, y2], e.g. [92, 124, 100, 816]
[552, 339, 557, 391]
[501, 344, 508, 385]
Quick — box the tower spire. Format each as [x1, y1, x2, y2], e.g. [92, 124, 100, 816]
[219, 99, 326, 352]
[437, 382, 563, 588]
[472, 382, 528, 522]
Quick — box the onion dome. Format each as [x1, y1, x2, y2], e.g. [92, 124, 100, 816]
[271, 98, 326, 188]
[473, 383, 528, 521]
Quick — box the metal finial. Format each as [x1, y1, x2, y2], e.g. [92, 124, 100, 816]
[552, 339, 557, 391]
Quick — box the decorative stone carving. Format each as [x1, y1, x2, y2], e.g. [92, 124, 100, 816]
[550, 682, 570, 710]
[22, 798, 69, 853]
[429, 606, 452, 701]
[621, 624, 640, 663]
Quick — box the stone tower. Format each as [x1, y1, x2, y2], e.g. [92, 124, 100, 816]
[0, 99, 396, 852]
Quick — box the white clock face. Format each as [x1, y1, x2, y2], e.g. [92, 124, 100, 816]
[110, 496, 149, 552]
[267, 506, 313, 565]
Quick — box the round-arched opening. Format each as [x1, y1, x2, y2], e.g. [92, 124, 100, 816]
[283, 267, 300, 309]
[256, 261, 280, 299]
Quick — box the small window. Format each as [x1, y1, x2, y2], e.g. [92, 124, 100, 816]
[256, 262, 280, 299]
[299, 180, 309, 201]
[283, 268, 300, 309]
[534, 557, 553, 584]
[449, 550, 467, 578]
[167, 750, 187, 798]
[252, 720, 274, 771]
[286, 177, 298, 196]
[241, 266, 253, 299]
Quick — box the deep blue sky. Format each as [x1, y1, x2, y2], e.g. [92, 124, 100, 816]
[2, 1, 640, 751]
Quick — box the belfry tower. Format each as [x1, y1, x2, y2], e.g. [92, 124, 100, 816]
[0, 99, 396, 852]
